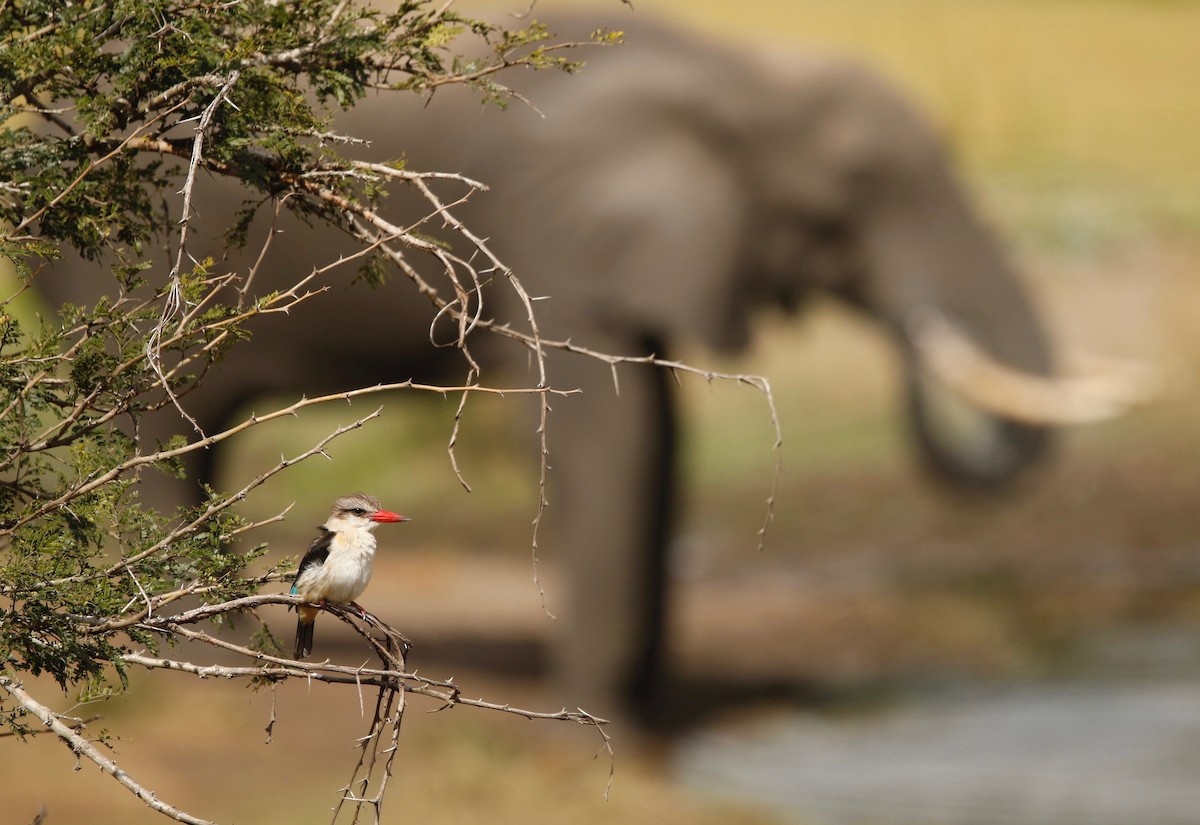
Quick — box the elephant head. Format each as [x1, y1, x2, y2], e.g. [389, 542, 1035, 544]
[755, 55, 1058, 487]
[459, 32, 1060, 493]
[427, 18, 1161, 721]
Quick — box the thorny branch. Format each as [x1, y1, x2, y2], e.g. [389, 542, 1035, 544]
[8, 47, 785, 560]
[330, 161, 783, 556]
[0, 676, 217, 825]
[146, 69, 243, 436]
[4, 590, 612, 825]
[0, 378, 579, 543]
[121, 592, 613, 823]
[1, 4, 776, 823]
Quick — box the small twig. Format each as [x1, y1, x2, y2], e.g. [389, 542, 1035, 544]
[264, 682, 277, 745]
[0, 380, 577, 542]
[446, 371, 476, 492]
[578, 707, 615, 801]
[148, 69, 242, 436]
[13, 98, 188, 235]
[0, 713, 100, 738]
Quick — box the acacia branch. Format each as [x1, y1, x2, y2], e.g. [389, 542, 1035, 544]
[117, 593, 608, 729]
[0, 676, 216, 825]
[4, 404, 382, 594]
[378, 36, 605, 102]
[0, 272, 325, 475]
[149, 69, 242, 436]
[116, 590, 613, 820]
[12, 98, 188, 235]
[0, 8, 639, 825]
[467, 324, 787, 552]
[0, 379, 577, 539]
[26, 73, 789, 568]
[0, 713, 99, 738]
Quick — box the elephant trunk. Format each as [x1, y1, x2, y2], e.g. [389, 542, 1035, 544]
[856, 151, 1060, 487]
[858, 166, 1154, 487]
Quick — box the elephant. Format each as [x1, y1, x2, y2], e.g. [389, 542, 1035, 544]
[34, 14, 1091, 727]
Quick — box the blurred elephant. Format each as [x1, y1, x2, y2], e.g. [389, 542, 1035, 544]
[39, 16, 1082, 725]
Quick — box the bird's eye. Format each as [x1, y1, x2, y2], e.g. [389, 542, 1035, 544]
[350, 508, 366, 515]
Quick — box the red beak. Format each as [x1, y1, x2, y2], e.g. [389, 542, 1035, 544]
[371, 510, 410, 523]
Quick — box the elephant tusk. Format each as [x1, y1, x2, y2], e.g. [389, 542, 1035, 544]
[906, 308, 1161, 425]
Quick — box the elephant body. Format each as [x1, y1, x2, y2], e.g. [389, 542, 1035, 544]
[37, 15, 1053, 725]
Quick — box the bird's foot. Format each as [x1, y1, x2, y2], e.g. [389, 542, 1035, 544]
[349, 600, 368, 618]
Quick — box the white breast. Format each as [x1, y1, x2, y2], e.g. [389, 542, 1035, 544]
[294, 530, 377, 605]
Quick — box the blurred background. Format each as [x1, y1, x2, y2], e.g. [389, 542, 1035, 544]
[6, 0, 1200, 823]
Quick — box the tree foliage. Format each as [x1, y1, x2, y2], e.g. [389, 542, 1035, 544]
[0, 2, 616, 821]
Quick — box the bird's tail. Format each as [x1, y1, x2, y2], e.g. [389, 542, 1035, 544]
[294, 606, 318, 660]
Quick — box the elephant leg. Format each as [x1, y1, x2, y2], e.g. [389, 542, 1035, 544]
[542, 340, 677, 725]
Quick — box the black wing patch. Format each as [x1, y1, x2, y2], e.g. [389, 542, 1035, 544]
[295, 526, 333, 583]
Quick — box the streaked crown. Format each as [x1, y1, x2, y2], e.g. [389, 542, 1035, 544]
[330, 492, 381, 518]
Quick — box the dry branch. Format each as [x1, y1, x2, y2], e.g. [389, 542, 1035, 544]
[0, 676, 216, 825]
[113, 590, 612, 823]
[0, 7, 780, 825]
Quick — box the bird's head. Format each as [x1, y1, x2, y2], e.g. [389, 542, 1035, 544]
[325, 492, 411, 533]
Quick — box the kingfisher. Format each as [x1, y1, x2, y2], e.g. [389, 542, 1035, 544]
[291, 493, 410, 660]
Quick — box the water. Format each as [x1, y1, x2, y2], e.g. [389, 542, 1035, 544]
[675, 680, 1200, 825]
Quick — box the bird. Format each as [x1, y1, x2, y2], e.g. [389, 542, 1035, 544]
[291, 493, 410, 660]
